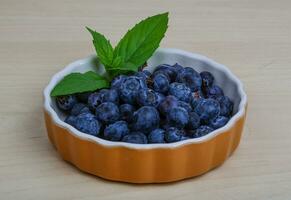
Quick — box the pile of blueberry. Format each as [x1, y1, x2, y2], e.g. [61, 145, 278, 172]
[56, 63, 233, 144]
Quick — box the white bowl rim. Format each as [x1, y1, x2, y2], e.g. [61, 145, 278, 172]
[44, 48, 247, 150]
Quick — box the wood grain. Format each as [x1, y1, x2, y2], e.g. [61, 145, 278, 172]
[0, 0, 291, 199]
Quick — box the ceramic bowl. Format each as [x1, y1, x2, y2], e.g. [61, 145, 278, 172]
[44, 48, 247, 183]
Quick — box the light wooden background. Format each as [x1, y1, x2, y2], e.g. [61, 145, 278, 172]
[1, 0, 291, 199]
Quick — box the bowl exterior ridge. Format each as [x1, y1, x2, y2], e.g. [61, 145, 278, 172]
[43, 48, 247, 183]
[44, 109, 245, 183]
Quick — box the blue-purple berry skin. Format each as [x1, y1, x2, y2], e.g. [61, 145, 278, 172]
[167, 107, 189, 129]
[153, 73, 170, 94]
[95, 102, 120, 124]
[87, 92, 103, 110]
[194, 98, 220, 123]
[142, 70, 152, 77]
[137, 89, 161, 108]
[169, 82, 192, 102]
[56, 95, 77, 111]
[119, 76, 147, 104]
[178, 101, 192, 113]
[209, 116, 229, 129]
[171, 63, 184, 73]
[101, 89, 119, 105]
[205, 85, 224, 99]
[187, 112, 200, 130]
[190, 97, 204, 110]
[176, 68, 202, 92]
[191, 125, 214, 138]
[70, 103, 90, 116]
[216, 96, 233, 117]
[154, 64, 177, 81]
[158, 95, 179, 115]
[104, 121, 129, 141]
[165, 127, 184, 143]
[148, 129, 166, 143]
[73, 113, 101, 136]
[119, 104, 135, 122]
[134, 71, 148, 81]
[156, 92, 165, 106]
[122, 132, 148, 144]
[200, 71, 214, 87]
[64, 115, 76, 126]
[111, 75, 127, 90]
[132, 106, 160, 133]
[190, 90, 205, 109]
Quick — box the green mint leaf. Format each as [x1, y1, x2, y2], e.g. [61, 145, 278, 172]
[51, 71, 109, 96]
[113, 12, 169, 72]
[111, 56, 123, 68]
[86, 27, 114, 67]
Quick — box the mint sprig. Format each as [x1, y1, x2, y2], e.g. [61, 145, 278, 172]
[112, 12, 168, 72]
[51, 71, 109, 97]
[86, 27, 114, 67]
[51, 12, 169, 96]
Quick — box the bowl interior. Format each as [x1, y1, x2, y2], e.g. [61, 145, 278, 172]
[146, 50, 241, 115]
[47, 48, 245, 147]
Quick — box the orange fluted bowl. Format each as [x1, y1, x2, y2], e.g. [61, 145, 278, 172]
[43, 48, 247, 183]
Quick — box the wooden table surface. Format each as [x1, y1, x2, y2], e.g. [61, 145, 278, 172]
[1, 0, 291, 199]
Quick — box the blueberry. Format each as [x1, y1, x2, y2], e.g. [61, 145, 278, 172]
[171, 63, 184, 73]
[76, 92, 92, 103]
[167, 107, 189, 129]
[184, 67, 197, 74]
[204, 85, 224, 99]
[190, 125, 214, 138]
[119, 104, 135, 122]
[165, 127, 184, 143]
[169, 82, 192, 102]
[190, 95, 204, 110]
[178, 101, 192, 113]
[64, 115, 76, 126]
[137, 89, 162, 108]
[111, 75, 127, 90]
[176, 68, 202, 92]
[132, 106, 160, 133]
[154, 64, 177, 81]
[148, 129, 166, 143]
[200, 71, 214, 87]
[187, 112, 200, 129]
[194, 89, 205, 98]
[70, 103, 90, 116]
[156, 92, 166, 105]
[119, 76, 147, 104]
[142, 70, 152, 77]
[158, 95, 179, 115]
[95, 102, 120, 124]
[209, 116, 229, 129]
[73, 113, 101, 136]
[153, 69, 170, 81]
[153, 73, 170, 94]
[104, 121, 129, 141]
[194, 99, 220, 123]
[216, 96, 233, 117]
[56, 95, 77, 111]
[134, 71, 151, 81]
[190, 90, 204, 109]
[101, 89, 119, 104]
[87, 92, 104, 110]
[122, 132, 148, 144]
